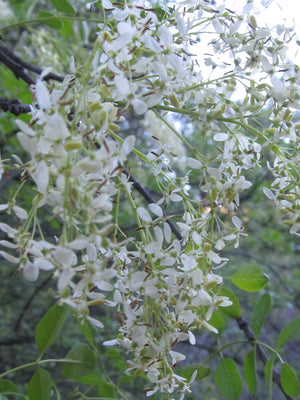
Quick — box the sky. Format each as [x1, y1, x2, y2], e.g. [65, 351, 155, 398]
[190, 0, 300, 100]
[217, 0, 300, 62]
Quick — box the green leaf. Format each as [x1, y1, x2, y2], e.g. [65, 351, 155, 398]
[264, 358, 274, 397]
[63, 343, 96, 380]
[35, 304, 69, 356]
[118, 375, 137, 384]
[280, 362, 300, 397]
[76, 371, 102, 386]
[209, 311, 226, 334]
[97, 378, 116, 399]
[104, 347, 123, 359]
[80, 319, 96, 347]
[178, 365, 210, 381]
[104, 347, 127, 370]
[219, 287, 241, 318]
[251, 293, 271, 337]
[50, 0, 75, 14]
[27, 368, 52, 400]
[229, 263, 268, 292]
[214, 358, 243, 400]
[60, 18, 75, 38]
[0, 379, 16, 393]
[277, 317, 300, 350]
[243, 349, 257, 396]
[38, 11, 63, 29]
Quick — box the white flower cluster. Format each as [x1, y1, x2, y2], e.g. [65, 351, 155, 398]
[264, 139, 300, 236]
[0, 0, 299, 397]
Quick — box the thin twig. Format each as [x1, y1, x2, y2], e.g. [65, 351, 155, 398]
[0, 336, 34, 346]
[14, 275, 53, 332]
[122, 168, 183, 241]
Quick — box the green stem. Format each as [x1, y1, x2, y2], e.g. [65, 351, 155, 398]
[108, 129, 155, 166]
[152, 109, 207, 163]
[0, 16, 104, 32]
[256, 341, 284, 363]
[152, 104, 200, 118]
[202, 340, 249, 365]
[114, 189, 120, 243]
[0, 358, 84, 379]
[179, 72, 243, 94]
[108, 129, 173, 183]
[97, 356, 129, 400]
[218, 117, 268, 141]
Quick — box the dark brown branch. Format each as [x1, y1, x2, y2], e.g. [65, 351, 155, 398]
[0, 336, 34, 346]
[0, 45, 35, 85]
[0, 97, 31, 116]
[236, 316, 293, 400]
[122, 168, 183, 241]
[0, 44, 64, 85]
[14, 275, 53, 332]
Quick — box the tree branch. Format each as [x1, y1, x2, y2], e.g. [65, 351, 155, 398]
[14, 275, 53, 332]
[0, 44, 64, 85]
[0, 336, 34, 346]
[236, 316, 293, 400]
[122, 168, 183, 241]
[0, 97, 31, 116]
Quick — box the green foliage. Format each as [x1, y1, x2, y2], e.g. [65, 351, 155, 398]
[251, 293, 272, 337]
[49, 0, 75, 15]
[0, 379, 16, 393]
[277, 316, 300, 350]
[80, 319, 97, 347]
[264, 359, 274, 398]
[97, 378, 116, 398]
[62, 343, 96, 380]
[229, 263, 269, 292]
[209, 311, 226, 334]
[219, 287, 241, 318]
[27, 368, 52, 400]
[178, 365, 211, 381]
[38, 11, 64, 29]
[280, 362, 300, 397]
[214, 358, 242, 400]
[35, 304, 69, 356]
[243, 349, 257, 396]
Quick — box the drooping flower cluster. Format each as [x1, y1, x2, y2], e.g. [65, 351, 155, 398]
[0, 0, 299, 397]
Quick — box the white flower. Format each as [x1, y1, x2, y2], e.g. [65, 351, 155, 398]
[137, 206, 152, 223]
[23, 261, 39, 281]
[263, 187, 276, 200]
[131, 98, 147, 115]
[0, 250, 19, 263]
[57, 267, 75, 292]
[114, 74, 131, 98]
[31, 160, 49, 194]
[86, 316, 104, 328]
[188, 330, 196, 345]
[35, 80, 51, 110]
[187, 157, 202, 169]
[169, 350, 186, 365]
[214, 132, 229, 142]
[44, 113, 69, 140]
[12, 206, 28, 220]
